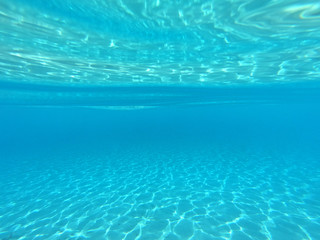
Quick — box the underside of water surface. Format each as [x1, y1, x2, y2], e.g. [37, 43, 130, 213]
[1, 0, 320, 88]
[0, 0, 320, 240]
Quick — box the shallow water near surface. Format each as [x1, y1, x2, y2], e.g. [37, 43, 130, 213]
[1, 0, 320, 239]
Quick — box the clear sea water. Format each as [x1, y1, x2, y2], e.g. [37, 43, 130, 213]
[0, 1, 320, 240]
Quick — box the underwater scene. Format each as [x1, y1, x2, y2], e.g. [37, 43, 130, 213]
[1, 0, 320, 239]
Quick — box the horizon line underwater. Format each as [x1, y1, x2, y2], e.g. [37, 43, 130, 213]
[0, 0, 320, 240]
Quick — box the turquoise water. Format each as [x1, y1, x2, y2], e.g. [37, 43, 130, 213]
[1, 1, 320, 240]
